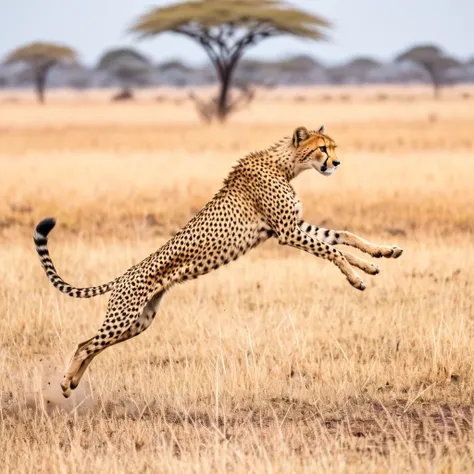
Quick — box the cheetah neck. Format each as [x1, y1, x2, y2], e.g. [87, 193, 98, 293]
[224, 137, 297, 186]
[268, 138, 297, 181]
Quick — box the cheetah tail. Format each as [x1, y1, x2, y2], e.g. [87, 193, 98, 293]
[34, 217, 117, 298]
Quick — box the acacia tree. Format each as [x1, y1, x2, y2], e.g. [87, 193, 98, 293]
[3, 42, 76, 103]
[130, 0, 331, 122]
[97, 47, 152, 100]
[328, 57, 381, 84]
[396, 45, 459, 99]
[345, 57, 381, 83]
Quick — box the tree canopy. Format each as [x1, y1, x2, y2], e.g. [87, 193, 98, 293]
[130, 0, 331, 39]
[345, 57, 381, 71]
[3, 41, 76, 102]
[396, 44, 460, 98]
[97, 48, 150, 71]
[157, 59, 193, 73]
[130, 0, 330, 71]
[97, 47, 152, 99]
[4, 42, 76, 66]
[129, 0, 331, 121]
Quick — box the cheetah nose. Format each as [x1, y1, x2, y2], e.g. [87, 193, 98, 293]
[333, 161, 341, 167]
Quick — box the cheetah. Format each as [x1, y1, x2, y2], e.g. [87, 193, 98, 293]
[34, 125, 403, 398]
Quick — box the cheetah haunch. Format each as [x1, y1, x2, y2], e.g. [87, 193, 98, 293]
[34, 125, 403, 398]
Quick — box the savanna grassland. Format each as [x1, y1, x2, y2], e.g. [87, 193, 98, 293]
[1, 85, 474, 473]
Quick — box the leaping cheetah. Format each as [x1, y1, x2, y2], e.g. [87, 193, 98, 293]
[34, 125, 403, 398]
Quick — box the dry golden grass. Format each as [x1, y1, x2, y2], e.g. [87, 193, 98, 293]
[1, 87, 474, 472]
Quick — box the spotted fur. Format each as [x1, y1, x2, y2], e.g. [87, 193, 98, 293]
[34, 125, 403, 398]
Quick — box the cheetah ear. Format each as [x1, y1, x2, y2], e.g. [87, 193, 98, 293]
[292, 126, 310, 148]
[317, 124, 325, 134]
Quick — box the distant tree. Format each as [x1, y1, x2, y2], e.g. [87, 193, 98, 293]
[235, 55, 325, 87]
[328, 57, 381, 84]
[0, 69, 8, 88]
[3, 42, 76, 103]
[157, 59, 193, 73]
[345, 57, 381, 82]
[67, 65, 92, 91]
[97, 47, 152, 100]
[277, 54, 321, 73]
[156, 60, 193, 87]
[396, 45, 460, 98]
[129, 0, 331, 122]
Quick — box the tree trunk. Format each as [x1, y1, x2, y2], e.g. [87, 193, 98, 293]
[423, 64, 441, 100]
[34, 68, 47, 104]
[199, 41, 246, 123]
[117, 73, 134, 100]
[215, 56, 242, 123]
[216, 68, 231, 122]
[429, 72, 441, 100]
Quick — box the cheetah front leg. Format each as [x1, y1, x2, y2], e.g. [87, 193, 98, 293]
[339, 251, 381, 276]
[297, 221, 380, 275]
[298, 221, 403, 259]
[277, 227, 366, 291]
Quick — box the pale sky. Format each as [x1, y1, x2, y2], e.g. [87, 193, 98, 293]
[1, 0, 472, 67]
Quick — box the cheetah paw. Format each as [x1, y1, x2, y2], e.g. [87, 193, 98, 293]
[390, 246, 403, 258]
[350, 278, 366, 291]
[366, 263, 380, 275]
[62, 387, 71, 398]
[373, 246, 403, 259]
[61, 380, 72, 398]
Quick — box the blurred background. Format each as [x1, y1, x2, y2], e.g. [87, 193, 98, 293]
[0, 0, 472, 110]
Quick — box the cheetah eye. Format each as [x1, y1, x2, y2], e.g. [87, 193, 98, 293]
[319, 146, 327, 154]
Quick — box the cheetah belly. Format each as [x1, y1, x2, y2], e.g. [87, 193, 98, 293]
[168, 220, 266, 283]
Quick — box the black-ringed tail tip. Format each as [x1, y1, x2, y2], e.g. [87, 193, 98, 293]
[34, 217, 57, 241]
[33, 215, 117, 298]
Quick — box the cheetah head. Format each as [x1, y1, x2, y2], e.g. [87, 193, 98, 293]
[291, 125, 340, 177]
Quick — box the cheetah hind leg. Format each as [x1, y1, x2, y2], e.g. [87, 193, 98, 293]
[68, 328, 133, 393]
[61, 290, 165, 398]
[61, 337, 95, 398]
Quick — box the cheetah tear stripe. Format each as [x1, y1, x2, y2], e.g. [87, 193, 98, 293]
[34, 217, 117, 298]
